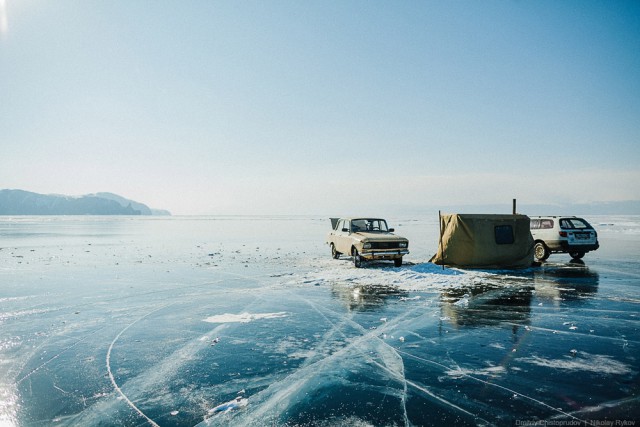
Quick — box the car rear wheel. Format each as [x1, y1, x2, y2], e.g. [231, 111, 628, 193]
[394, 257, 402, 267]
[534, 242, 550, 261]
[330, 243, 341, 259]
[569, 251, 585, 259]
[352, 248, 362, 268]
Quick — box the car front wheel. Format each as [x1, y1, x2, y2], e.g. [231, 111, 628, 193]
[330, 243, 341, 259]
[569, 251, 585, 259]
[352, 248, 362, 268]
[534, 242, 550, 261]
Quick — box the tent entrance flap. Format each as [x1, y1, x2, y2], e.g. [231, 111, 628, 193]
[430, 213, 534, 268]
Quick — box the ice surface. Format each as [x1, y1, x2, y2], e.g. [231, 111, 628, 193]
[0, 215, 639, 426]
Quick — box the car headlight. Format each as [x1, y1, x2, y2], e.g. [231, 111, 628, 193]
[363, 242, 372, 249]
[399, 242, 408, 248]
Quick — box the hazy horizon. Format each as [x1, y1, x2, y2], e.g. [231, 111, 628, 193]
[3, 188, 640, 218]
[1, 1, 639, 215]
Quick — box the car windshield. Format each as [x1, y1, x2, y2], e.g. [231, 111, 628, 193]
[351, 219, 389, 232]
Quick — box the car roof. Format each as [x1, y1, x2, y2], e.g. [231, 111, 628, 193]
[530, 216, 581, 219]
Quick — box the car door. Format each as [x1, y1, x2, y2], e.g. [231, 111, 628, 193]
[334, 219, 352, 254]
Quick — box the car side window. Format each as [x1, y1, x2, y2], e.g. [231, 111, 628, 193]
[541, 219, 554, 229]
[530, 219, 540, 230]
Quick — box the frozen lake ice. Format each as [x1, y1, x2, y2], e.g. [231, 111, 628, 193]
[0, 215, 638, 426]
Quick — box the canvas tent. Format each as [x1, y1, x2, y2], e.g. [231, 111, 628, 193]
[430, 213, 534, 268]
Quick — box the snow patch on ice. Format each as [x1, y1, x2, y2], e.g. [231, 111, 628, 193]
[289, 260, 473, 293]
[0, 308, 51, 323]
[520, 353, 633, 375]
[208, 397, 248, 415]
[203, 312, 288, 324]
[445, 365, 507, 379]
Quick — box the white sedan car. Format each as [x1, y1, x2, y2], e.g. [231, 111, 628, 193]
[326, 217, 409, 268]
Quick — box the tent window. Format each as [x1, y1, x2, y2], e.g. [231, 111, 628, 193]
[495, 225, 514, 245]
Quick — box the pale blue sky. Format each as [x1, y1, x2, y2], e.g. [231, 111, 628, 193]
[1, 1, 639, 215]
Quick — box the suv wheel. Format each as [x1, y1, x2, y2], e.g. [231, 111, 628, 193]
[534, 242, 550, 261]
[569, 251, 585, 259]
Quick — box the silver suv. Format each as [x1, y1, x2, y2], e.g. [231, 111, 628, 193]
[530, 216, 599, 261]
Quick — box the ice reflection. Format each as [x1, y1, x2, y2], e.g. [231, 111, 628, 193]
[440, 283, 533, 328]
[437, 262, 602, 329]
[533, 262, 600, 304]
[330, 283, 408, 311]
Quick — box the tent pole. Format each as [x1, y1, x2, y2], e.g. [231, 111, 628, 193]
[438, 210, 444, 270]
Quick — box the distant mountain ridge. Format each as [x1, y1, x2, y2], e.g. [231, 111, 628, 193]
[88, 192, 171, 216]
[0, 190, 170, 216]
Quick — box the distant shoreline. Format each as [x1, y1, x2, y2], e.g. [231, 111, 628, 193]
[0, 189, 170, 216]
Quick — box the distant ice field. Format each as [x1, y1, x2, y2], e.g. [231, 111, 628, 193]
[0, 215, 639, 426]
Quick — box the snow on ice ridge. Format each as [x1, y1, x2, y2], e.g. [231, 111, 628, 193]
[203, 312, 288, 324]
[289, 259, 537, 298]
[519, 352, 633, 375]
[289, 259, 471, 293]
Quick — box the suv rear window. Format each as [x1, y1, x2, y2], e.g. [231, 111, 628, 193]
[560, 218, 590, 229]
